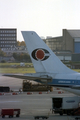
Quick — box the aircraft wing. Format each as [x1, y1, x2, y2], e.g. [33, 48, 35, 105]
[71, 85, 80, 90]
[3, 74, 52, 82]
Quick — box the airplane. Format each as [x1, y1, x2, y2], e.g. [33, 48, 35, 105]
[4, 31, 80, 95]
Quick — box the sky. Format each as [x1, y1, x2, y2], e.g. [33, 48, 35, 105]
[0, 0, 80, 41]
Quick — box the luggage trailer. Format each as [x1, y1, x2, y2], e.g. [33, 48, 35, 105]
[1, 108, 20, 118]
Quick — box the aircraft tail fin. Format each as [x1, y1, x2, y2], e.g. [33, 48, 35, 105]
[21, 31, 75, 74]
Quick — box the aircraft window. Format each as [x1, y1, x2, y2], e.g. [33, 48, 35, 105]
[76, 81, 78, 83]
[72, 81, 74, 83]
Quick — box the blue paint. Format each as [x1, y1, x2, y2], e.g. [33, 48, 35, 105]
[66, 100, 75, 103]
[48, 79, 80, 86]
[35, 78, 80, 87]
[74, 42, 80, 53]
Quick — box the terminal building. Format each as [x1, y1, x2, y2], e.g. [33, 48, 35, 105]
[0, 28, 80, 63]
[44, 29, 80, 62]
[0, 28, 17, 50]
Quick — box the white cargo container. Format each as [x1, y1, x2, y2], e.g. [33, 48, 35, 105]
[52, 96, 80, 115]
[20, 62, 25, 66]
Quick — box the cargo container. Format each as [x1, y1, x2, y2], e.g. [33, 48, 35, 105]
[52, 96, 80, 115]
[0, 86, 10, 92]
[1, 108, 20, 118]
[23, 80, 53, 92]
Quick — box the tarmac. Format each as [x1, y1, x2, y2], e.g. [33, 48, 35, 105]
[0, 74, 78, 120]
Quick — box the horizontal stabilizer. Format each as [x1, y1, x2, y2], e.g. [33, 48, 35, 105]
[3, 74, 52, 82]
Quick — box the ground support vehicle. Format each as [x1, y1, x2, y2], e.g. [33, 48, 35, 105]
[34, 116, 49, 119]
[52, 96, 80, 115]
[1, 108, 20, 118]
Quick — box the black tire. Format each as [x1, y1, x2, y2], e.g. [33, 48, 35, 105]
[35, 117, 39, 119]
[9, 115, 13, 118]
[60, 112, 63, 115]
[16, 114, 19, 117]
[2, 115, 5, 118]
[67, 112, 69, 115]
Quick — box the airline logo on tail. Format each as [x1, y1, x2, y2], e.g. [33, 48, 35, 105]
[31, 48, 50, 61]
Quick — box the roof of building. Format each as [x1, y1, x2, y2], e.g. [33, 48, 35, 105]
[68, 30, 80, 38]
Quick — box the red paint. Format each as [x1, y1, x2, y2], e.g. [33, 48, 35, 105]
[58, 91, 62, 94]
[36, 49, 45, 60]
[27, 92, 32, 95]
[1, 109, 20, 118]
[12, 92, 18, 95]
[39, 92, 42, 94]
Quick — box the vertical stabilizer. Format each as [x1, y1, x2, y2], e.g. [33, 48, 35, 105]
[21, 31, 75, 74]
